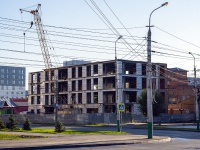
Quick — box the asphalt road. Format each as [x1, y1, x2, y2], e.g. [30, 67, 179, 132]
[61, 125, 200, 139]
[62, 139, 200, 150]
[32, 124, 200, 150]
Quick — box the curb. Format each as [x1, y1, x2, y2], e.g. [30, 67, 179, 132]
[0, 136, 171, 149]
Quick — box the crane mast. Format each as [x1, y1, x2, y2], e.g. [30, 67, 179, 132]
[20, 4, 52, 69]
[20, 4, 59, 121]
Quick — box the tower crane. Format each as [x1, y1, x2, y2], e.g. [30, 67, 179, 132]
[20, 4, 59, 123]
[20, 4, 52, 69]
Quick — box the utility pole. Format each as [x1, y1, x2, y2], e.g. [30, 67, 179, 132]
[55, 77, 59, 124]
[147, 2, 168, 139]
[115, 35, 122, 132]
[189, 52, 199, 130]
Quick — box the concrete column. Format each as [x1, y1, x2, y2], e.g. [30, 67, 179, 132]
[137, 77, 142, 90]
[82, 107, 87, 113]
[91, 65, 94, 76]
[98, 91, 103, 103]
[98, 105, 103, 113]
[82, 79, 86, 91]
[68, 93, 72, 104]
[76, 80, 78, 91]
[98, 63, 103, 75]
[82, 66, 86, 77]
[76, 67, 78, 78]
[91, 78, 94, 90]
[68, 80, 72, 91]
[75, 93, 78, 104]
[136, 63, 142, 76]
[91, 92, 94, 103]
[68, 68, 72, 79]
[82, 92, 86, 104]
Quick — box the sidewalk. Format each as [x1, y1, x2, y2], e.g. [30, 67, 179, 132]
[122, 122, 198, 129]
[0, 131, 171, 149]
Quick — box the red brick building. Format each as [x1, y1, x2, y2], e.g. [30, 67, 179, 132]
[11, 98, 28, 114]
[166, 68, 195, 114]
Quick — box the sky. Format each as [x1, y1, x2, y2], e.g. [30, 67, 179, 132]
[1, 0, 200, 89]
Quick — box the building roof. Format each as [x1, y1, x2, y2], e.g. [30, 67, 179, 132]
[42, 59, 167, 71]
[0, 98, 17, 108]
[11, 98, 28, 107]
[169, 67, 188, 72]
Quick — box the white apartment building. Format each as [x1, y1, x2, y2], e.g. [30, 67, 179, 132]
[28, 60, 167, 114]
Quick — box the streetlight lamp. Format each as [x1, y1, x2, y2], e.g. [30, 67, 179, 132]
[189, 52, 199, 130]
[147, 2, 168, 139]
[115, 35, 122, 132]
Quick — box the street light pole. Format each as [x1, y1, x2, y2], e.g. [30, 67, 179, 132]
[115, 35, 122, 132]
[55, 76, 59, 125]
[147, 2, 168, 139]
[189, 52, 199, 130]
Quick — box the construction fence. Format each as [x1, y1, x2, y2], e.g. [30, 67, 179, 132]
[0, 113, 196, 125]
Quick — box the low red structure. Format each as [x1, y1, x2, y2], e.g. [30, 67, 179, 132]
[11, 98, 28, 114]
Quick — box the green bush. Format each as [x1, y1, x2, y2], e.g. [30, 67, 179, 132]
[6, 115, 18, 130]
[0, 118, 5, 129]
[137, 89, 165, 117]
[55, 120, 65, 132]
[23, 118, 32, 130]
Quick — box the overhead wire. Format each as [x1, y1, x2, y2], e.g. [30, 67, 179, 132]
[0, 39, 139, 55]
[0, 32, 145, 50]
[0, 48, 108, 62]
[86, 0, 146, 61]
[0, 17, 146, 40]
[0, 16, 146, 32]
[155, 26, 200, 49]
[0, 15, 200, 81]
[1, 21, 200, 66]
[103, 0, 147, 60]
[0, 27, 200, 62]
[1, 17, 200, 64]
[84, 0, 142, 61]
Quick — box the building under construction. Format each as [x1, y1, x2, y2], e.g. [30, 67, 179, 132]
[28, 59, 167, 114]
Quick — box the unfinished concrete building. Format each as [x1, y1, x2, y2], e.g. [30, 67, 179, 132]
[28, 60, 167, 114]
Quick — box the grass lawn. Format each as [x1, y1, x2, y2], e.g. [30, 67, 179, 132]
[0, 133, 45, 140]
[0, 128, 127, 135]
[85, 123, 105, 127]
[20, 128, 127, 134]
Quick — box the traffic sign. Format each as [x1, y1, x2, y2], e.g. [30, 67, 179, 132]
[118, 103, 125, 112]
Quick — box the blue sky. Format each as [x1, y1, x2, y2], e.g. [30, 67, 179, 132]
[1, 0, 200, 88]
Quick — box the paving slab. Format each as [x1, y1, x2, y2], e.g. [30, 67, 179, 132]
[0, 131, 171, 149]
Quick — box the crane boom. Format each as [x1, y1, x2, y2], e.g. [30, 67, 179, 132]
[20, 4, 52, 69]
[20, 4, 59, 118]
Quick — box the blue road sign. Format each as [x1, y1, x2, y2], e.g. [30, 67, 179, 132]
[118, 103, 125, 112]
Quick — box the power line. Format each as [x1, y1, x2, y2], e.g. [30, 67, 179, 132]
[0, 38, 149, 56]
[0, 32, 144, 51]
[0, 48, 109, 62]
[87, 0, 146, 61]
[155, 26, 200, 49]
[0, 16, 144, 40]
[0, 16, 146, 31]
[2, 21, 200, 62]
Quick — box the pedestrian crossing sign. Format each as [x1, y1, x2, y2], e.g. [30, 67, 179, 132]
[118, 103, 125, 112]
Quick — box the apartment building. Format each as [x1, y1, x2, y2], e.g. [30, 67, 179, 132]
[0, 66, 26, 99]
[28, 60, 167, 114]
